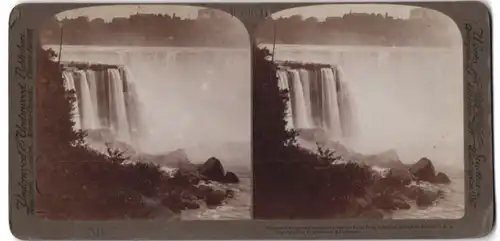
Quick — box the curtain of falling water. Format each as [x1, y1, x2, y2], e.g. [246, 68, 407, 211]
[85, 70, 101, 129]
[320, 68, 343, 139]
[62, 71, 82, 130]
[289, 69, 313, 129]
[76, 70, 98, 130]
[108, 69, 131, 142]
[298, 69, 313, 121]
[336, 66, 356, 144]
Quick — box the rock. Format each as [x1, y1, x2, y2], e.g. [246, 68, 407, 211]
[434, 172, 451, 184]
[400, 185, 421, 200]
[372, 189, 411, 211]
[185, 200, 200, 210]
[409, 157, 436, 182]
[160, 187, 203, 212]
[226, 189, 235, 198]
[416, 190, 439, 207]
[372, 176, 406, 194]
[393, 199, 411, 210]
[193, 184, 213, 199]
[223, 171, 240, 183]
[372, 194, 396, 210]
[199, 157, 226, 182]
[170, 170, 200, 188]
[386, 168, 413, 185]
[205, 189, 227, 206]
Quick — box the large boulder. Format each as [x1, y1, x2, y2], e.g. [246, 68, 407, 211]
[223, 171, 240, 184]
[372, 192, 411, 211]
[409, 157, 436, 182]
[170, 169, 200, 188]
[161, 189, 201, 212]
[205, 189, 227, 206]
[199, 157, 226, 182]
[434, 172, 451, 184]
[386, 168, 413, 185]
[415, 189, 444, 207]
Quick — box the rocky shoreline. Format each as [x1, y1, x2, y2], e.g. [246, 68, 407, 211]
[339, 156, 452, 219]
[130, 155, 241, 216]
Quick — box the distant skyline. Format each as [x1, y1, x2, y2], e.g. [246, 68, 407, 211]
[272, 4, 418, 20]
[55, 4, 421, 22]
[56, 5, 203, 21]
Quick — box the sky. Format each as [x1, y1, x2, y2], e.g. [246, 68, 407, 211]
[55, 4, 418, 22]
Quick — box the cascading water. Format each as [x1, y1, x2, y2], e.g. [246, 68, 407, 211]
[108, 69, 131, 142]
[269, 44, 463, 165]
[320, 68, 343, 138]
[62, 65, 140, 146]
[277, 64, 353, 142]
[289, 69, 313, 129]
[298, 69, 312, 119]
[54, 45, 251, 156]
[75, 70, 98, 130]
[336, 67, 356, 142]
[62, 71, 82, 130]
[85, 70, 100, 129]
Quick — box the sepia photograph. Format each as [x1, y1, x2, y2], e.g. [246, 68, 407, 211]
[35, 5, 251, 220]
[252, 4, 464, 219]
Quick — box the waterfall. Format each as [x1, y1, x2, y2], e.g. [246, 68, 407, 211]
[289, 70, 313, 129]
[108, 69, 131, 142]
[76, 70, 98, 130]
[320, 68, 343, 138]
[61, 65, 141, 147]
[277, 70, 294, 129]
[276, 64, 354, 142]
[62, 71, 82, 130]
[336, 67, 356, 141]
[85, 70, 101, 129]
[298, 69, 312, 118]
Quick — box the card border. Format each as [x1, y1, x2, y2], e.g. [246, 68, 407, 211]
[9, 1, 494, 239]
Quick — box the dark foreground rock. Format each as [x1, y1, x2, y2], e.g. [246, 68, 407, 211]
[223, 171, 240, 183]
[386, 168, 413, 185]
[199, 157, 226, 181]
[409, 157, 436, 181]
[138, 156, 240, 214]
[198, 157, 240, 184]
[409, 157, 452, 184]
[434, 172, 451, 184]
